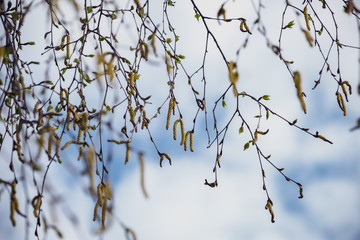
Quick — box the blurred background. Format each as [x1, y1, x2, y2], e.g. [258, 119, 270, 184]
[0, 0, 359, 239]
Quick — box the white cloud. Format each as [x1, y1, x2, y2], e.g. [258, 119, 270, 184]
[112, 147, 359, 240]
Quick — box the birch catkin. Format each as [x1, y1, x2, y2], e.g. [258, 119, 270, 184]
[55, 137, 60, 161]
[10, 180, 19, 226]
[32, 195, 42, 218]
[125, 143, 130, 164]
[78, 145, 85, 161]
[293, 71, 307, 113]
[189, 132, 194, 152]
[183, 131, 191, 151]
[173, 119, 180, 140]
[16, 124, 24, 163]
[265, 199, 275, 223]
[48, 131, 53, 157]
[66, 35, 70, 59]
[304, 6, 311, 31]
[66, 109, 71, 131]
[166, 98, 174, 130]
[139, 153, 148, 198]
[179, 119, 185, 145]
[336, 92, 347, 116]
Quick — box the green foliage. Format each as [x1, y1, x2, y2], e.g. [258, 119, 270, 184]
[283, 20, 295, 29]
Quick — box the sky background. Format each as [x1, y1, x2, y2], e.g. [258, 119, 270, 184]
[0, 0, 359, 239]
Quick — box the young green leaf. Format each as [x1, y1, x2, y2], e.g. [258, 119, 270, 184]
[222, 99, 226, 108]
[195, 13, 200, 21]
[262, 95, 270, 100]
[243, 142, 250, 151]
[283, 20, 295, 29]
[239, 126, 244, 134]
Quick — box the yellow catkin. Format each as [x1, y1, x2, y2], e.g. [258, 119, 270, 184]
[189, 132, 194, 152]
[173, 119, 180, 140]
[217, 5, 225, 20]
[59, 88, 65, 103]
[77, 128, 82, 142]
[129, 72, 135, 87]
[302, 29, 313, 47]
[97, 183, 104, 207]
[66, 110, 71, 131]
[48, 131, 53, 157]
[166, 98, 174, 130]
[16, 125, 24, 163]
[244, 21, 251, 34]
[128, 106, 136, 127]
[141, 110, 147, 129]
[78, 145, 85, 161]
[151, 33, 157, 56]
[72, 109, 79, 131]
[161, 152, 171, 164]
[32, 195, 42, 218]
[93, 201, 99, 221]
[38, 109, 44, 127]
[10, 199, 16, 226]
[299, 185, 304, 199]
[60, 35, 66, 50]
[73, 119, 77, 131]
[159, 154, 164, 167]
[336, 92, 347, 116]
[140, 41, 149, 61]
[33, 100, 41, 116]
[101, 182, 112, 228]
[66, 35, 70, 59]
[239, 20, 251, 34]
[304, 6, 311, 31]
[10, 180, 17, 226]
[129, 72, 135, 94]
[340, 82, 349, 101]
[108, 59, 114, 82]
[14, 197, 19, 214]
[61, 140, 76, 150]
[80, 112, 88, 136]
[134, 0, 141, 9]
[293, 71, 307, 113]
[101, 197, 107, 227]
[179, 119, 185, 145]
[265, 200, 275, 223]
[79, 113, 87, 130]
[144, 42, 149, 60]
[183, 131, 191, 151]
[253, 130, 258, 145]
[55, 138, 60, 161]
[107, 139, 128, 144]
[228, 61, 239, 96]
[345, 1, 355, 13]
[125, 143, 130, 164]
[342, 81, 352, 95]
[240, 20, 245, 32]
[165, 55, 171, 75]
[139, 153, 148, 198]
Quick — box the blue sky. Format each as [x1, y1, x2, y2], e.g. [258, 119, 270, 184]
[0, 0, 359, 239]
